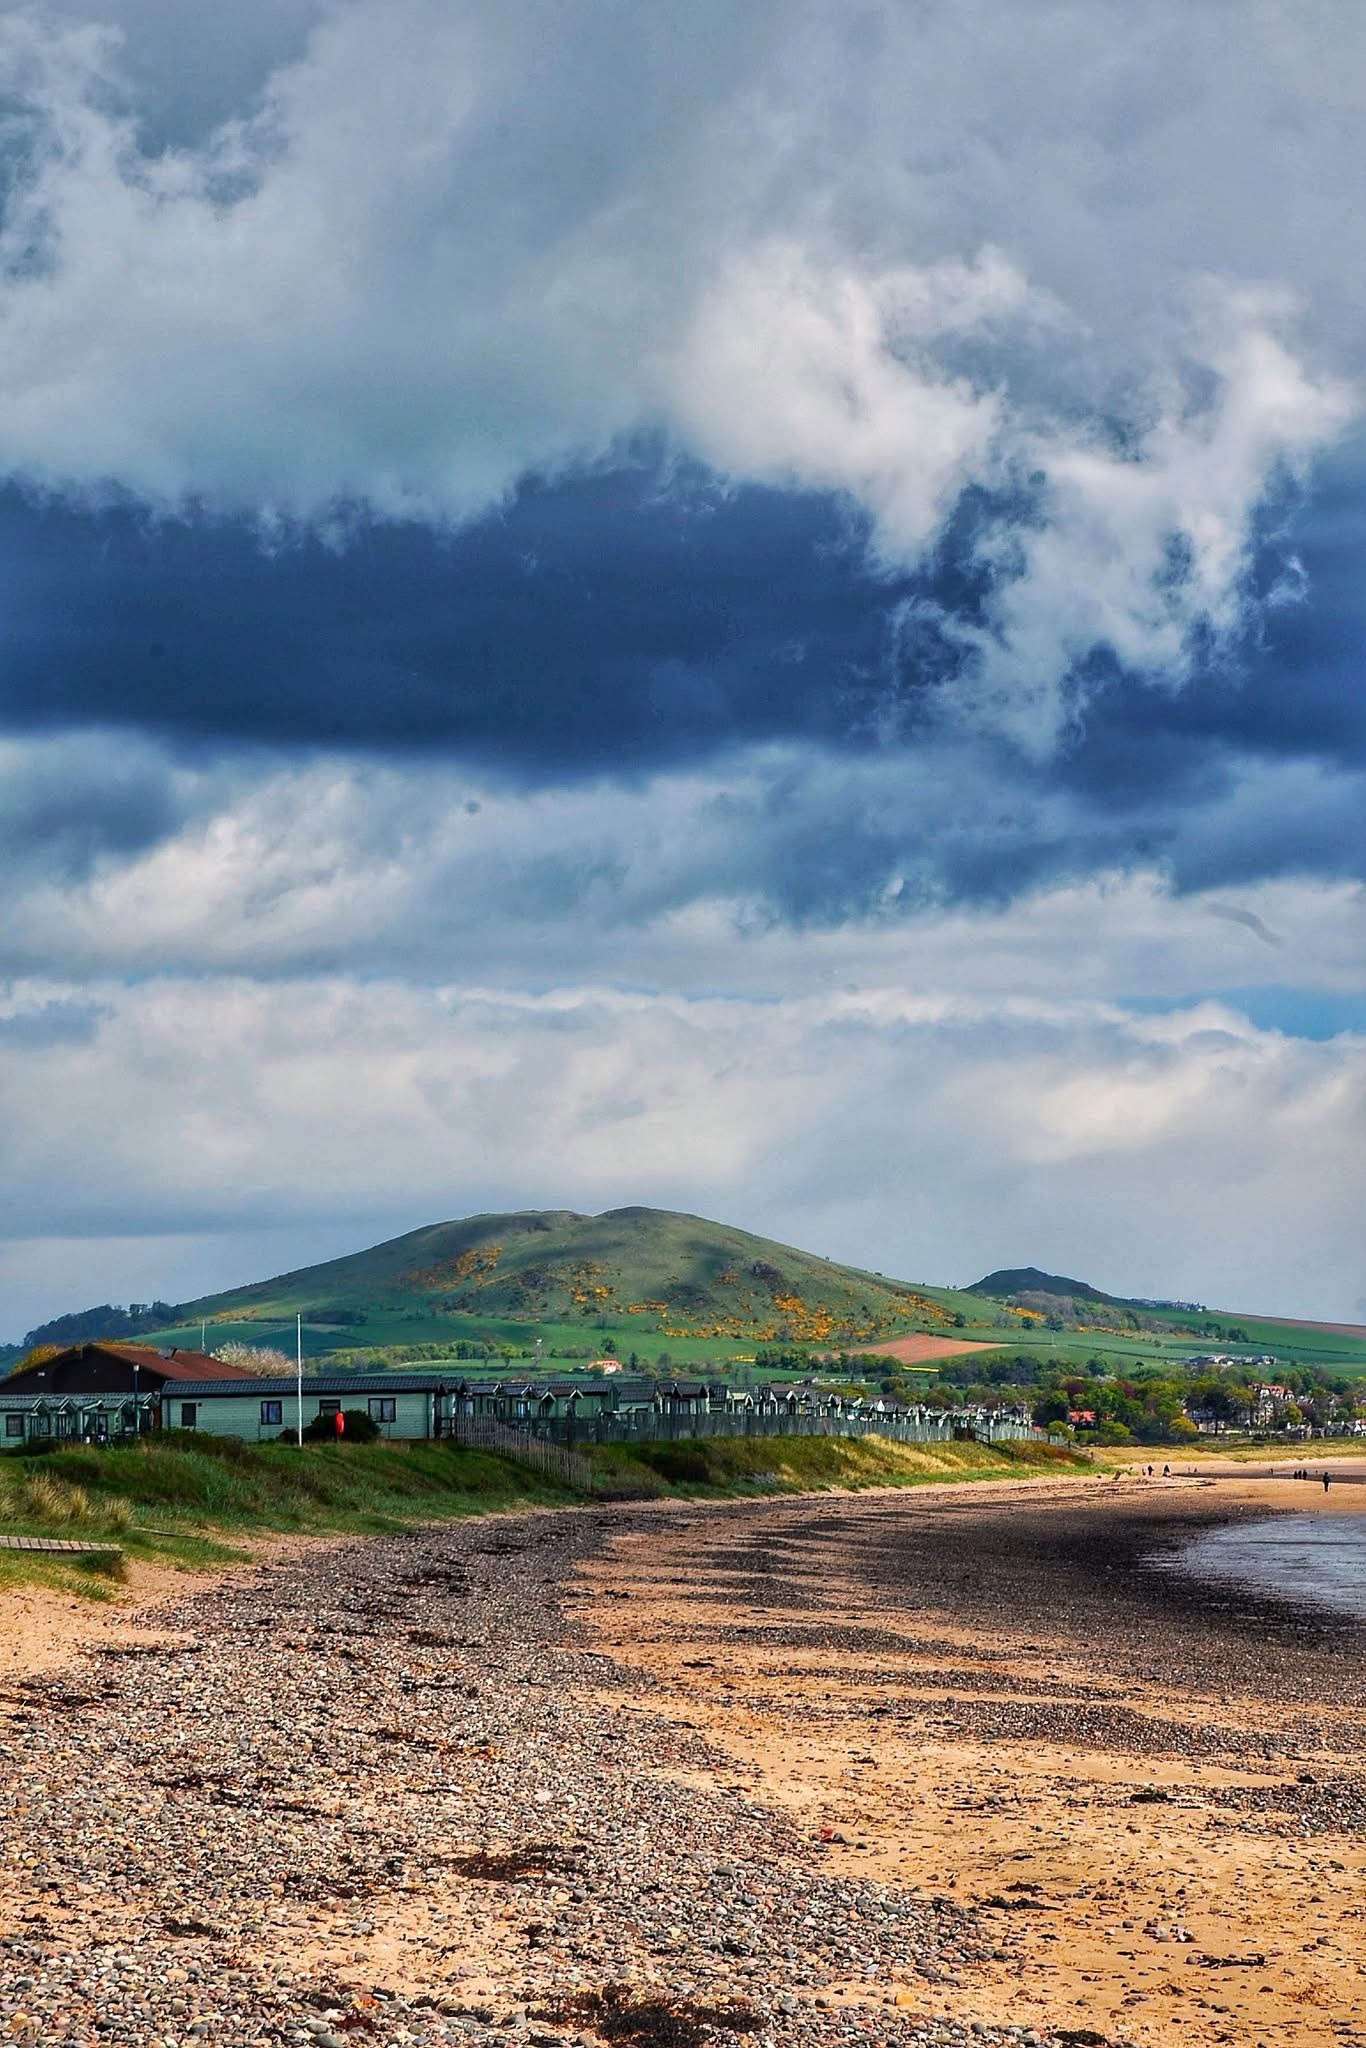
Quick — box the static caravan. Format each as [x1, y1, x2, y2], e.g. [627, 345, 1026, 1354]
[159, 1372, 455, 1442]
[0, 1390, 156, 1445]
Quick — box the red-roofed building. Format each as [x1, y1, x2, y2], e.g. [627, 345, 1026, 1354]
[2, 1342, 255, 1397]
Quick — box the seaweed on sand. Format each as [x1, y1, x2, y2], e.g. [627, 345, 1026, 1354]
[531, 1982, 761, 2047]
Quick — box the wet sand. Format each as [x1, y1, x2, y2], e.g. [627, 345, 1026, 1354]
[573, 1474, 1366, 2048]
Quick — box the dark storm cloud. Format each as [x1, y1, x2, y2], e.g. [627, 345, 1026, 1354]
[0, 0, 1355, 704]
[0, 467, 918, 766]
[1063, 451, 1366, 787]
[1, 450, 1363, 921]
[2, 448, 1362, 783]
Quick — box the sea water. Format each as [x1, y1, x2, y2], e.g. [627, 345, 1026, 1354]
[1164, 1512, 1366, 1621]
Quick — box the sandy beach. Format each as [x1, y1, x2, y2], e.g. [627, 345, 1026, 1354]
[0, 1472, 1361, 2046]
[574, 1473, 1366, 2047]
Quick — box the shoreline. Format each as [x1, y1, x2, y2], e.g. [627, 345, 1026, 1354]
[0, 1528, 348, 1681]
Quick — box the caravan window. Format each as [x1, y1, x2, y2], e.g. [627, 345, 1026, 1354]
[4, 1416, 23, 1438]
[368, 1398, 396, 1423]
[180, 1404, 197, 1429]
[260, 1400, 283, 1425]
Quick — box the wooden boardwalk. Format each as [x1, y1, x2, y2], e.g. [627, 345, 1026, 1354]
[0, 1536, 122, 1555]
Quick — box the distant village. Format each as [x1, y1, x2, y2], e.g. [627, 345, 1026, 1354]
[1062, 1362, 1366, 1440]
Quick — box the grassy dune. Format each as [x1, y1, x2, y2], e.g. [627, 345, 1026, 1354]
[0, 1436, 577, 1597]
[0, 1431, 1089, 1600]
[586, 1432, 1086, 1497]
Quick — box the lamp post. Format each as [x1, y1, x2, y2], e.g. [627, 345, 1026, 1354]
[132, 1357, 140, 1436]
[296, 1314, 304, 1448]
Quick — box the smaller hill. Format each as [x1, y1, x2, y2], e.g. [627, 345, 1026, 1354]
[19, 1301, 178, 1352]
[970, 1267, 1122, 1306]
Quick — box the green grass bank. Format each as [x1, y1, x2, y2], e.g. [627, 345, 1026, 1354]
[586, 1431, 1084, 1498]
[0, 1430, 1088, 1599]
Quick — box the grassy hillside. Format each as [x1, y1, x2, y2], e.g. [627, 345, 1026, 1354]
[14, 1206, 1366, 1379]
[149, 1207, 977, 1358]
[587, 1432, 1083, 1497]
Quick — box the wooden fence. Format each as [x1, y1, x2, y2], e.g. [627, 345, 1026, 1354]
[452, 1406, 1059, 1495]
[452, 1417, 596, 1493]
[510, 1408, 1050, 1450]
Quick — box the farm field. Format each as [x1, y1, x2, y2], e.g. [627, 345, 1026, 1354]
[848, 1332, 1002, 1365]
[1088, 1303, 1366, 1372]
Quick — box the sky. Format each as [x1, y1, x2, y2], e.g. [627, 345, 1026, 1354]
[0, 0, 1364, 1337]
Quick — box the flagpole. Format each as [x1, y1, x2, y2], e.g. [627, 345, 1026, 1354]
[296, 1314, 304, 1448]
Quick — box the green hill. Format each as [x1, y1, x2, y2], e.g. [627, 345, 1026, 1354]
[962, 1267, 1366, 1374]
[971, 1266, 1123, 1305]
[16, 1212, 1366, 1377]
[152, 1207, 964, 1357]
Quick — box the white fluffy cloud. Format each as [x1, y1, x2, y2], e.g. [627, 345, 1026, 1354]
[0, 0, 1359, 722]
[3, 734, 1365, 997]
[0, 734, 1360, 1335]
[0, 973, 1361, 1329]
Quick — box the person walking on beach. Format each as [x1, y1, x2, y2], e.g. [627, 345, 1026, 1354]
[1324, 1472, 1331, 1493]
